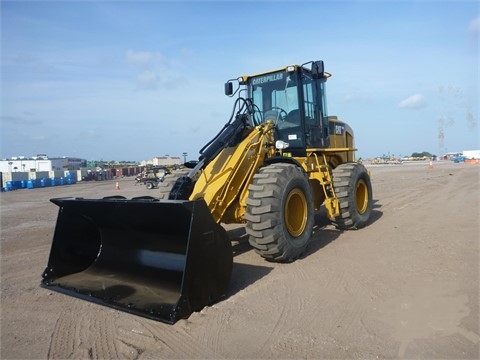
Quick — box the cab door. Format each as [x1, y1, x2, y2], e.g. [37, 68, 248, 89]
[303, 75, 330, 149]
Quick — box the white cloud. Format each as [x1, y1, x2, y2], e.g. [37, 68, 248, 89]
[125, 50, 174, 90]
[469, 17, 480, 34]
[468, 17, 480, 46]
[398, 94, 427, 109]
[136, 70, 159, 90]
[126, 49, 165, 66]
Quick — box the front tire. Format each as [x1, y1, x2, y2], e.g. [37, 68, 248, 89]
[331, 162, 373, 229]
[245, 163, 314, 262]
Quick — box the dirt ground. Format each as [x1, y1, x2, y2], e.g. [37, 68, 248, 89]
[1, 161, 479, 359]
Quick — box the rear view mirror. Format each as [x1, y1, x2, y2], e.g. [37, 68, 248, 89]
[311, 60, 324, 79]
[224, 82, 233, 96]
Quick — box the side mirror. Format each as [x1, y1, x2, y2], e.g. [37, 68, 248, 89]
[224, 82, 233, 96]
[311, 60, 324, 79]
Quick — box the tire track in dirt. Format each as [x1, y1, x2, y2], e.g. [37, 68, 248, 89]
[48, 305, 120, 359]
[139, 320, 219, 358]
[255, 277, 290, 357]
[113, 312, 223, 358]
[361, 164, 479, 357]
[112, 317, 183, 359]
[187, 308, 232, 356]
[262, 268, 371, 357]
[244, 257, 362, 357]
[168, 266, 299, 358]
[47, 304, 222, 359]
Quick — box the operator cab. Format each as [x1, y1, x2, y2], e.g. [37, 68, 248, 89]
[225, 60, 331, 156]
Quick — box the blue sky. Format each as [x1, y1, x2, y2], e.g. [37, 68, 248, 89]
[1, 1, 478, 161]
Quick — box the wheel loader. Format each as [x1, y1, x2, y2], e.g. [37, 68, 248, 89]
[41, 60, 373, 324]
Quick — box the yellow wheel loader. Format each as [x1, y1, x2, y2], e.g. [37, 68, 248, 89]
[41, 60, 373, 324]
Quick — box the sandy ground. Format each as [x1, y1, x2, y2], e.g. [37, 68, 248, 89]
[1, 161, 479, 359]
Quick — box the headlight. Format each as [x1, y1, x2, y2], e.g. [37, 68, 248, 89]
[275, 140, 290, 150]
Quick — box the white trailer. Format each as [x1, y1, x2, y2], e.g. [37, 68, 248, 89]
[462, 150, 480, 159]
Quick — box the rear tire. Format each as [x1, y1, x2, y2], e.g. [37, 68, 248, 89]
[146, 181, 154, 190]
[246, 163, 314, 262]
[331, 162, 373, 229]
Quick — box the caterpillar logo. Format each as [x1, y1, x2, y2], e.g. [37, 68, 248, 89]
[252, 72, 284, 85]
[335, 124, 345, 135]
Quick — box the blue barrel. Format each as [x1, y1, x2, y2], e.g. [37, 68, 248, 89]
[59, 177, 65, 185]
[6, 181, 13, 191]
[66, 173, 77, 184]
[40, 178, 46, 187]
[50, 178, 56, 186]
[21, 180, 27, 189]
[27, 180, 34, 189]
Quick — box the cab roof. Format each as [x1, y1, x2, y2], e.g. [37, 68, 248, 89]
[240, 64, 331, 83]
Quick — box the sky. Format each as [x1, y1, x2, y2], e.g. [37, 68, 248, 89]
[1, 0, 479, 162]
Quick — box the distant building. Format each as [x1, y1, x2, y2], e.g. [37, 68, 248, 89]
[0, 155, 86, 173]
[141, 156, 182, 167]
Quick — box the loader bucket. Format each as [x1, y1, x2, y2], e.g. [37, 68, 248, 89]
[41, 197, 233, 324]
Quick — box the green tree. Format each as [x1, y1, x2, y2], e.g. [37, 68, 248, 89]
[411, 151, 432, 158]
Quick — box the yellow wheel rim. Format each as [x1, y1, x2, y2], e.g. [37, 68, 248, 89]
[285, 188, 308, 237]
[356, 179, 369, 214]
